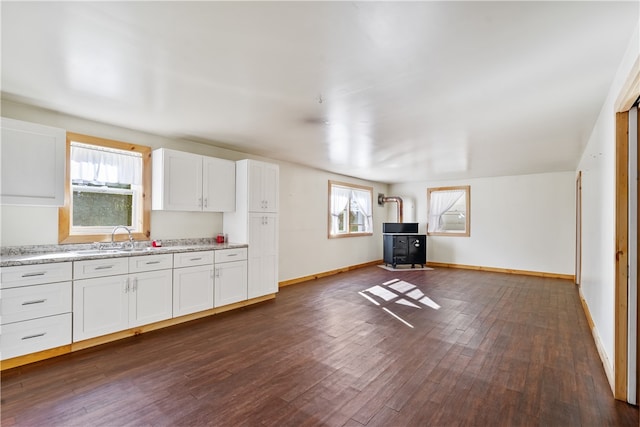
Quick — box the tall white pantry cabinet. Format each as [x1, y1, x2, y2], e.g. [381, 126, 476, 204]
[224, 160, 279, 299]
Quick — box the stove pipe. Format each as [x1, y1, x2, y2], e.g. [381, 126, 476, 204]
[378, 194, 404, 223]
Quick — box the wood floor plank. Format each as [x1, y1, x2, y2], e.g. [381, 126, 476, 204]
[1, 266, 637, 426]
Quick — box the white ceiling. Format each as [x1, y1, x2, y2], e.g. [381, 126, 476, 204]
[2, 1, 638, 183]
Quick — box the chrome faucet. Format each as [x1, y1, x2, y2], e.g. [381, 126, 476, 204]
[111, 225, 134, 249]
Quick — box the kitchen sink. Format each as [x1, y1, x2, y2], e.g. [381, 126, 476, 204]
[21, 252, 78, 260]
[74, 249, 128, 255]
[74, 247, 157, 255]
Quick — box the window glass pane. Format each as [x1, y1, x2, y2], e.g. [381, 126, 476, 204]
[440, 195, 466, 231]
[73, 190, 132, 226]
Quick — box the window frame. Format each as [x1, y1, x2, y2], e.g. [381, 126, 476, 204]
[327, 180, 374, 239]
[58, 132, 151, 244]
[426, 185, 470, 237]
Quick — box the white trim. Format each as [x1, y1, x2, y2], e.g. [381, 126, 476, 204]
[580, 287, 615, 393]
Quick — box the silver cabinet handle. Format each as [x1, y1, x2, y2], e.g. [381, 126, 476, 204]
[190, 257, 202, 261]
[125, 277, 130, 293]
[21, 272, 46, 278]
[133, 277, 138, 292]
[22, 299, 46, 306]
[204, 198, 208, 208]
[22, 333, 46, 340]
[145, 261, 161, 265]
[215, 268, 220, 278]
[226, 253, 238, 257]
[95, 265, 114, 270]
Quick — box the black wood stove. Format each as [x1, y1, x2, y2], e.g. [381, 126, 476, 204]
[382, 223, 427, 268]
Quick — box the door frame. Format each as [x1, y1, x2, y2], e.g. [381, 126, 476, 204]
[614, 56, 640, 402]
[576, 171, 582, 287]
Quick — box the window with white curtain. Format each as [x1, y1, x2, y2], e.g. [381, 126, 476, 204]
[70, 142, 142, 233]
[328, 181, 373, 238]
[59, 132, 151, 244]
[427, 185, 470, 236]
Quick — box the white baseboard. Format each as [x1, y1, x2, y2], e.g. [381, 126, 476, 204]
[579, 287, 614, 393]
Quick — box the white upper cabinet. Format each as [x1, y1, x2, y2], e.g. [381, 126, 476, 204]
[152, 149, 202, 211]
[152, 148, 235, 212]
[203, 156, 236, 212]
[1, 117, 66, 206]
[246, 160, 279, 212]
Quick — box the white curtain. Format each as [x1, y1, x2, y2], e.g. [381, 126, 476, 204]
[352, 188, 373, 231]
[330, 185, 351, 234]
[428, 190, 464, 232]
[71, 143, 142, 185]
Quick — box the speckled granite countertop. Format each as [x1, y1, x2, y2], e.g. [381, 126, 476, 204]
[0, 238, 248, 267]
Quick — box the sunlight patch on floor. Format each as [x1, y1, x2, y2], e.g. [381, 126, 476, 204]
[358, 278, 440, 328]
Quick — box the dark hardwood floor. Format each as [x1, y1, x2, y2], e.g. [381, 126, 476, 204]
[2, 266, 638, 426]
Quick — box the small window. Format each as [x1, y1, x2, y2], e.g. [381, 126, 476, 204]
[59, 133, 151, 243]
[427, 185, 470, 236]
[328, 181, 373, 238]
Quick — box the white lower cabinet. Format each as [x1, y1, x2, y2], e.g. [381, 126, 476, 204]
[128, 269, 173, 327]
[73, 275, 129, 341]
[214, 248, 248, 307]
[1, 313, 72, 360]
[172, 251, 214, 317]
[0, 262, 73, 360]
[7, 247, 250, 361]
[73, 255, 173, 341]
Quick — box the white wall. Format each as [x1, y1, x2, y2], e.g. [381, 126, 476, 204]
[390, 171, 576, 275]
[0, 100, 388, 282]
[279, 162, 388, 282]
[577, 24, 640, 376]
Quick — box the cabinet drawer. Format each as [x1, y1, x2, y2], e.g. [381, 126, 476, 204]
[2, 281, 72, 325]
[215, 248, 247, 263]
[129, 254, 173, 273]
[1, 262, 72, 289]
[173, 251, 214, 268]
[73, 258, 129, 280]
[1, 313, 72, 360]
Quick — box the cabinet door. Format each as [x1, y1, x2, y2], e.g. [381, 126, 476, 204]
[73, 276, 129, 341]
[260, 214, 279, 295]
[129, 269, 173, 327]
[248, 213, 278, 299]
[247, 161, 266, 212]
[153, 149, 203, 211]
[203, 156, 235, 212]
[261, 162, 279, 212]
[215, 260, 247, 307]
[172, 265, 214, 317]
[247, 161, 279, 212]
[1, 117, 66, 206]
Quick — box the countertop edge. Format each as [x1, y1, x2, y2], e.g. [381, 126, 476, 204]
[0, 244, 248, 267]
